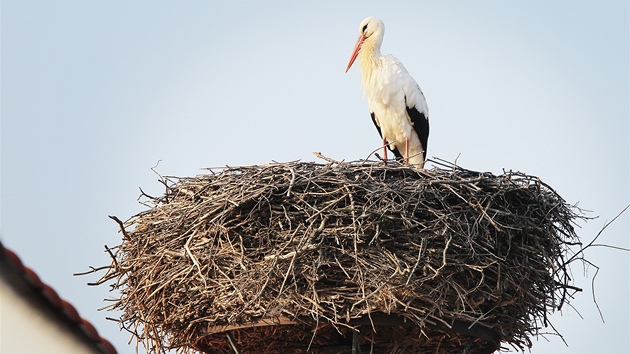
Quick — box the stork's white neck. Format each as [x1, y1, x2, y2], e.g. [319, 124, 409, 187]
[358, 38, 383, 95]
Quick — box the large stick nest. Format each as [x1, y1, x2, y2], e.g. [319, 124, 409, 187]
[98, 159, 584, 353]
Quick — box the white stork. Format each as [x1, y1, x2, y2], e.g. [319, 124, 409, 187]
[346, 17, 429, 168]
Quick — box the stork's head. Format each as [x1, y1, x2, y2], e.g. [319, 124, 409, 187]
[345, 17, 385, 73]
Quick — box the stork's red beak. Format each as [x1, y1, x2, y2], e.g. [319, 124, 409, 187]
[345, 35, 366, 73]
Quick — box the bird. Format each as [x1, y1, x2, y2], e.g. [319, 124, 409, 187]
[345, 17, 429, 168]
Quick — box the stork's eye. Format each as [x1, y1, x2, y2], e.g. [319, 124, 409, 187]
[362, 24, 368, 34]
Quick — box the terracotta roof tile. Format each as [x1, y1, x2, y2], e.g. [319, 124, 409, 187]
[0, 242, 118, 354]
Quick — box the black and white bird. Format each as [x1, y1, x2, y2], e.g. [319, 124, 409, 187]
[346, 17, 430, 167]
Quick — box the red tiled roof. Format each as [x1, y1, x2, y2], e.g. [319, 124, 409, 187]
[0, 242, 117, 354]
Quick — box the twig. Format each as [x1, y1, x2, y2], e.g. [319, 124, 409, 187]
[565, 204, 629, 265]
[312, 151, 343, 165]
[108, 215, 131, 241]
[226, 333, 241, 354]
[184, 231, 207, 288]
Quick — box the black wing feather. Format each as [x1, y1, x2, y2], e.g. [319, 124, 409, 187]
[405, 101, 429, 160]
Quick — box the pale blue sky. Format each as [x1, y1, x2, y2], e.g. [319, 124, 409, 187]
[2, 1, 628, 353]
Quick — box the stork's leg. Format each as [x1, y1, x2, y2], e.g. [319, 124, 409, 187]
[404, 137, 410, 165]
[382, 137, 388, 161]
